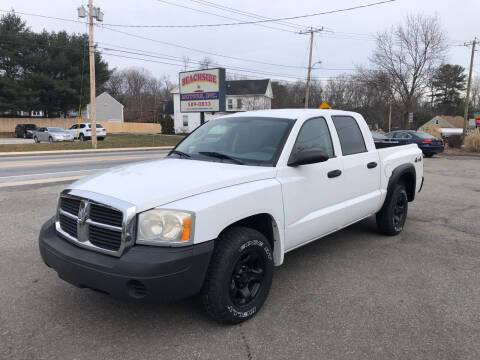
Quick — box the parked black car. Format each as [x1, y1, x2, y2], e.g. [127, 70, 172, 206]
[385, 130, 444, 157]
[15, 124, 38, 139]
[371, 131, 399, 149]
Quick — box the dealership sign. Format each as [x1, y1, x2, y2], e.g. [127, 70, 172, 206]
[179, 68, 226, 112]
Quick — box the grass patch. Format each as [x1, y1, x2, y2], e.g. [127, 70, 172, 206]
[0, 133, 183, 153]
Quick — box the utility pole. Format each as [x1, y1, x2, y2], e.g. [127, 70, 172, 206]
[78, 3, 103, 148]
[463, 38, 476, 142]
[299, 27, 323, 108]
[388, 100, 392, 132]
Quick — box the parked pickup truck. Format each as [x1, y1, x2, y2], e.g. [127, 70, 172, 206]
[39, 109, 424, 324]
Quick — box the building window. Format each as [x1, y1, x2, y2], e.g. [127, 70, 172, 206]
[228, 98, 233, 110]
[237, 98, 243, 109]
[183, 115, 188, 127]
[435, 119, 439, 125]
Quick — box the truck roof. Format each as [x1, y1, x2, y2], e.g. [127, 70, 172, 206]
[221, 108, 360, 120]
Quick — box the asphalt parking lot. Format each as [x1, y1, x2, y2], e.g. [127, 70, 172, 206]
[1, 154, 479, 360]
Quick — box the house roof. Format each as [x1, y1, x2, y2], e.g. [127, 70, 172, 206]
[96, 92, 124, 107]
[226, 79, 270, 96]
[431, 115, 472, 128]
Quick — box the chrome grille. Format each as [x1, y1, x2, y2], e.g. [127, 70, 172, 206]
[89, 225, 122, 251]
[55, 190, 136, 257]
[90, 204, 123, 227]
[60, 197, 81, 215]
[59, 213, 77, 237]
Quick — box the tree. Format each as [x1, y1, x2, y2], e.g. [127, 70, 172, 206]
[371, 14, 447, 129]
[0, 14, 111, 117]
[161, 114, 174, 134]
[199, 57, 215, 69]
[432, 64, 466, 115]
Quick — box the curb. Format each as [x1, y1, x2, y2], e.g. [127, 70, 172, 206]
[0, 146, 173, 157]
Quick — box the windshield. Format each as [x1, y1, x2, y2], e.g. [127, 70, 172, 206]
[172, 117, 295, 166]
[415, 131, 437, 139]
[47, 127, 64, 132]
[371, 131, 387, 140]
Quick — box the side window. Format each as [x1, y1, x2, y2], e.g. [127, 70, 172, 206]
[331, 115, 367, 156]
[291, 117, 334, 158]
[80, 124, 86, 129]
[393, 132, 405, 139]
[70, 125, 77, 130]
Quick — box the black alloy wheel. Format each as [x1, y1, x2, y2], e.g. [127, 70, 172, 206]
[229, 249, 265, 307]
[201, 226, 274, 324]
[392, 192, 407, 232]
[376, 182, 408, 236]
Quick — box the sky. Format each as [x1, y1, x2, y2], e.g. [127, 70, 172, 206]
[3, 0, 480, 84]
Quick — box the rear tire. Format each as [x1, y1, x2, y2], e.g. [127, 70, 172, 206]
[98, 137, 105, 141]
[48, 137, 53, 143]
[23, 132, 27, 139]
[201, 227, 274, 324]
[376, 183, 408, 236]
[79, 133, 85, 141]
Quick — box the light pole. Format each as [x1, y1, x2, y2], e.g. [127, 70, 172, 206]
[78, 3, 103, 148]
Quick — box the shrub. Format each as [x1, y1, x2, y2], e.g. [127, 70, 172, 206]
[447, 134, 462, 148]
[160, 115, 175, 134]
[418, 124, 442, 139]
[465, 132, 480, 153]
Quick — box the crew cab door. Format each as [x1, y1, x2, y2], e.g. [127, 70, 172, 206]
[277, 116, 347, 251]
[331, 115, 382, 220]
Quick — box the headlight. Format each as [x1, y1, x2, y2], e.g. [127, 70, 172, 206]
[136, 209, 193, 246]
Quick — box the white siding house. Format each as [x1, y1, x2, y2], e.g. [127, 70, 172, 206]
[85, 92, 124, 122]
[172, 79, 273, 133]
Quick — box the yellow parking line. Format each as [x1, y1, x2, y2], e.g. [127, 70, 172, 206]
[0, 176, 85, 188]
[0, 154, 165, 168]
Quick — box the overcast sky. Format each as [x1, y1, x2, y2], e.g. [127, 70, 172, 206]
[3, 0, 480, 83]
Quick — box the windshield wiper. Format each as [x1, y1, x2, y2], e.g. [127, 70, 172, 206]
[198, 151, 245, 165]
[169, 150, 191, 158]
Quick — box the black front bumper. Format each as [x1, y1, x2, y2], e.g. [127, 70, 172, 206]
[39, 217, 214, 302]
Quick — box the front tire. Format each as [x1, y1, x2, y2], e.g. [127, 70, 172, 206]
[79, 133, 85, 141]
[201, 227, 274, 324]
[424, 153, 434, 158]
[34, 136, 39, 143]
[48, 136, 53, 143]
[376, 183, 408, 236]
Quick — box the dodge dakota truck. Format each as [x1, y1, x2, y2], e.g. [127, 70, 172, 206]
[39, 109, 424, 324]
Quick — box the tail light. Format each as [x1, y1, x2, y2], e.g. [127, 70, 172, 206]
[422, 139, 432, 144]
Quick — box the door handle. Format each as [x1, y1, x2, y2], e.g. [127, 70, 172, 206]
[327, 169, 342, 178]
[367, 162, 378, 169]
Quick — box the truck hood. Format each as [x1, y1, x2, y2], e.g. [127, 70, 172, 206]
[69, 158, 276, 212]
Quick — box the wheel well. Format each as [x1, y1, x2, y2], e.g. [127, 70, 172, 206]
[220, 213, 276, 251]
[398, 172, 415, 201]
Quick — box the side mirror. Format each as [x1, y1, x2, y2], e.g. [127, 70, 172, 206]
[288, 149, 329, 167]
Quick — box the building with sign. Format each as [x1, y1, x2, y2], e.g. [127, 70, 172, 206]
[172, 77, 273, 133]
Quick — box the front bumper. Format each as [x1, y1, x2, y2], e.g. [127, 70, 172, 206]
[39, 217, 214, 302]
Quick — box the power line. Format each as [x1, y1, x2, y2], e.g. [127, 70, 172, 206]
[153, 0, 295, 33]
[185, 0, 304, 30]
[96, 0, 396, 28]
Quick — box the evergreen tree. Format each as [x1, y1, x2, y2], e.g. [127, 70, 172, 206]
[432, 64, 466, 115]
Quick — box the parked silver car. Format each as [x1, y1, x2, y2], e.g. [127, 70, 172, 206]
[33, 127, 74, 143]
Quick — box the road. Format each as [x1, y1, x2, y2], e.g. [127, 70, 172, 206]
[1, 154, 480, 360]
[0, 149, 169, 188]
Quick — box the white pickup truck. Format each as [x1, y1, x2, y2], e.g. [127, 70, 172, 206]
[39, 109, 424, 324]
